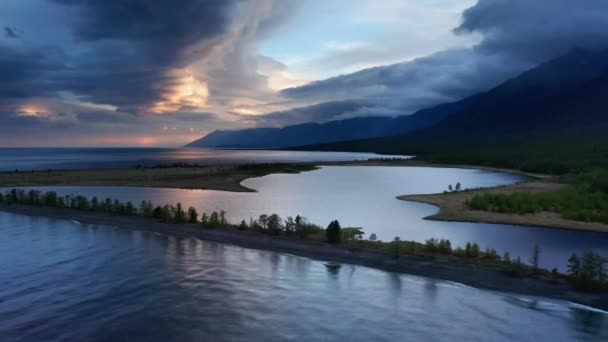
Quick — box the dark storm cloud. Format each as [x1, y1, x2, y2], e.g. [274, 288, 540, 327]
[455, 0, 608, 63]
[0, 45, 65, 99]
[3, 26, 18, 38]
[45, 0, 242, 113]
[279, 48, 516, 118]
[53, 0, 233, 62]
[244, 100, 366, 127]
[276, 0, 608, 122]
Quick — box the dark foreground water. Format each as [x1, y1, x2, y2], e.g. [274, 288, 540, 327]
[0, 213, 606, 341]
[0, 148, 404, 171]
[21, 166, 608, 270]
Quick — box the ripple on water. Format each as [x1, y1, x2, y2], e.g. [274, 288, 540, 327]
[0, 212, 606, 341]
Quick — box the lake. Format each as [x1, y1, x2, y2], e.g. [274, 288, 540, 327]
[0, 148, 405, 171]
[0, 213, 605, 341]
[18, 166, 608, 270]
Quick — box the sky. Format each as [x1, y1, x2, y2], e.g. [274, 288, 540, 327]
[1, 0, 608, 147]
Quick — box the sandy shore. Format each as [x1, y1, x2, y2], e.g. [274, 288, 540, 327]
[398, 180, 608, 233]
[1, 204, 606, 310]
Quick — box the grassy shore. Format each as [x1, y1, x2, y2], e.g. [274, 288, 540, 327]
[2, 159, 607, 232]
[0, 163, 318, 192]
[1, 203, 606, 311]
[398, 180, 608, 233]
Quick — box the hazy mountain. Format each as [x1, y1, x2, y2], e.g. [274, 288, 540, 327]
[185, 96, 478, 148]
[299, 48, 608, 154]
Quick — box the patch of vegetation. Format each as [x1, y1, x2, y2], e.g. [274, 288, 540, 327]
[2, 188, 607, 293]
[467, 170, 608, 223]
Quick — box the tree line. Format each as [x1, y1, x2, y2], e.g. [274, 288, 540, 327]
[2, 188, 606, 292]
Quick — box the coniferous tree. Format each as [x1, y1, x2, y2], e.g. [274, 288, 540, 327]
[326, 220, 342, 244]
[391, 237, 401, 259]
[530, 244, 540, 273]
[187, 207, 199, 223]
[567, 253, 581, 278]
[174, 203, 187, 223]
[503, 251, 511, 264]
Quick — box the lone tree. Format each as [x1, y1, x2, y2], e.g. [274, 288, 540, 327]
[391, 237, 401, 259]
[187, 207, 199, 223]
[567, 253, 581, 278]
[326, 220, 342, 244]
[530, 244, 540, 273]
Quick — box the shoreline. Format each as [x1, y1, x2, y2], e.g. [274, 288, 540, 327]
[397, 180, 608, 233]
[1, 204, 606, 311]
[0, 164, 318, 192]
[1, 159, 605, 232]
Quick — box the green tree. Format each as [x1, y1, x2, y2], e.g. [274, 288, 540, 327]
[174, 203, 187, 223]
[471, 243, 480, 258]
[530, 244, 540, 273]
[140, 200, 154, 217]
[455, 182, 462, 191]
[76, 196, 91, 211]
[160, 205, 174, 223]
[424, 238, 438, 254]
[567, 253, 581, 278]
[267, 214, 282, 235]
[284, 216, 296, 235]
[220, 210, 227, 226]
[438, 239, 452, 255]
[294, 215, 309, 238]
[210, 212, 220, 225]
[503, 251, 511, 264]
[369, 233, 377, 241]
[391, 237, 401, 259]
[258, 214, 269, 229]
[187, 207, 199, 223]
[201, 212, 209, 226]
[91, 196, 99, 211]
[124, 201, 136, 216]
[239, 220, 248, 230]
[326, 220, 342, 244]
[43, 191, 59, 207]
[152, 206, 162, 219]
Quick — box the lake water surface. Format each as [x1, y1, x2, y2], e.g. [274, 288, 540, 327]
[20, 166, 608, 270]
[0, 148, 405, 171]
[0, 213, 606, 341]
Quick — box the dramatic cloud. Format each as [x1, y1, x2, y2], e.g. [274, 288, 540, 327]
[275, 0, 608, 123]
[0, 0, 293, 146]
[456, 0, 608, 62]
[2, 0, 608, 146]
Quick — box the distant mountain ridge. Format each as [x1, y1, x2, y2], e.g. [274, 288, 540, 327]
[185, 96, 478, 148]
[292, 48, 608, 173]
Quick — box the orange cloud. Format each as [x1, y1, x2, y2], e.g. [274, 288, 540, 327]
[17, 104, 52, 118]
[146, 68, 209, 115]
[100, 136, 160, 146]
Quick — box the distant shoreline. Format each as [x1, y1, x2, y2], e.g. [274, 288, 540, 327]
[2, 160, 606, 232]
[1, 204, 606, 311]
[397, 180, 608, 233]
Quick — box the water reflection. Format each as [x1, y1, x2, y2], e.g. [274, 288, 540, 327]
[0, 213, 607, 341]
[570, 308, 606, 338]
[20, 166, 608, 270]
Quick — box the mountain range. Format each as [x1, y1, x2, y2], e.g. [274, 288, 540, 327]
[188, 48, 608, 172]
[186, 95, 478, 148]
